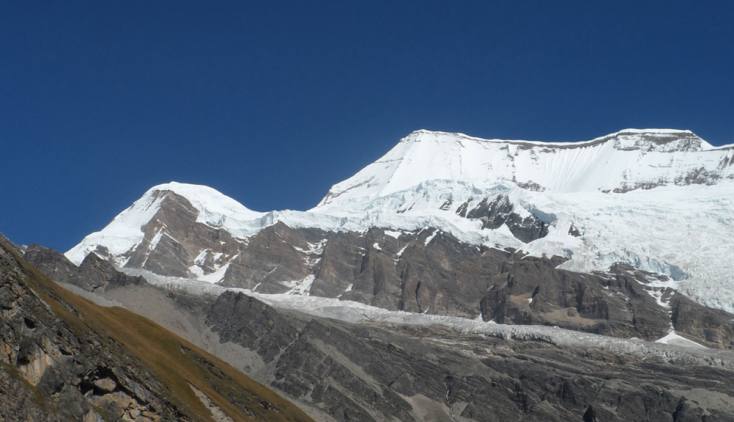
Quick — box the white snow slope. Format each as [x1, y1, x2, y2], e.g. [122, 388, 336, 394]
[317, 128, 727, 205]
[67, 129, 734, 312]
[66, 182, 264, 266]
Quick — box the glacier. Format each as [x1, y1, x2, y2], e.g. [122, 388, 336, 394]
[119, 267, 733, 363]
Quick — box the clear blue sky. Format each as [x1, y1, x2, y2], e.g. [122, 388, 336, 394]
[2, 1, 733, 251]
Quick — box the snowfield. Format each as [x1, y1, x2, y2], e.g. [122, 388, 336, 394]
[67, 129, 734, 312]
[317, 128, 728, 204]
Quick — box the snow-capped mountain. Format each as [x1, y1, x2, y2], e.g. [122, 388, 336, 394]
[318, 128, 728, 206]
[66, 129, 734, 314]
[66, 182, 263, 267]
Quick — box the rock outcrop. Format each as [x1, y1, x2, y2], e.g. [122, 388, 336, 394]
[31, 226, 734, 348]
[1, 237, 312, 421]
[26, 239, 734, 421]
[457, 194, 550, 242]
[25, 244, 145, 291]
[204, 290, 734, 421]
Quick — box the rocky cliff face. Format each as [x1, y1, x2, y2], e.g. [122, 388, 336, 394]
[39, 270, 734, 421]
[22, 240, 734, 421]
[207, 291, 734, 422]
[218, 224, 733, 348]
[0, 237, 312, 422]
[457, 194, 550, 242]
[25, 244, 145, 291]
[43, 207, 734, 348]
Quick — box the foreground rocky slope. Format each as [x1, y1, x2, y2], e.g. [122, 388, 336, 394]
[0, 237, 312, 421]
[24, 244, 734, 421]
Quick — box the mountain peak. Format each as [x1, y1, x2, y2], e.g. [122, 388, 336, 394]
[145, 181, 262, 219]
[317, 128, 726, 207]
[400, 129, 492, 145]
[65, 181, 263, 265]
[402, 128, 709, 150]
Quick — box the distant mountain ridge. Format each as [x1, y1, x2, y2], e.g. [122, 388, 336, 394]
[66, 129, 734, 314]
[16, 128, 734, 421]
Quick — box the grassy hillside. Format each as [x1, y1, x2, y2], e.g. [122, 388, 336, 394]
[3, 238, 312, 422]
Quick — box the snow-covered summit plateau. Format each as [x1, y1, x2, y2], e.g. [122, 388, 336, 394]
[318, 128, 726, 205]
[67, 129, 734, 312]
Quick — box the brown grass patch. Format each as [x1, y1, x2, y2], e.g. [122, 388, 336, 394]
[4, 240, 312, 422]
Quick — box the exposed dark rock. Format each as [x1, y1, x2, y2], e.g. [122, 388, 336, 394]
[24, 244, 145, 291]
[603, 130, 707, 152]
[0, 236, 313, 421]
[606, 166, 723, 193]
[223, 222, 325, 293]
[47, 245, 734, 421]
[460, 195, 551, 242]
[2, 241, 178, 420]
[671, 294, 734, 348]
[202, 291, 734, 422]
[206, 291, 302, 363]
[111, 190, 242, 278]
[609, 180, 667, 193]
[66, 188, 732, 351]
[516, 180, 545, 192]
[568, 224, 582, 237]
[675, 167, 722, 186]
[51, 217, 734, 348]
[221, 224, 734, 345]
[478, 256, 672, 339]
